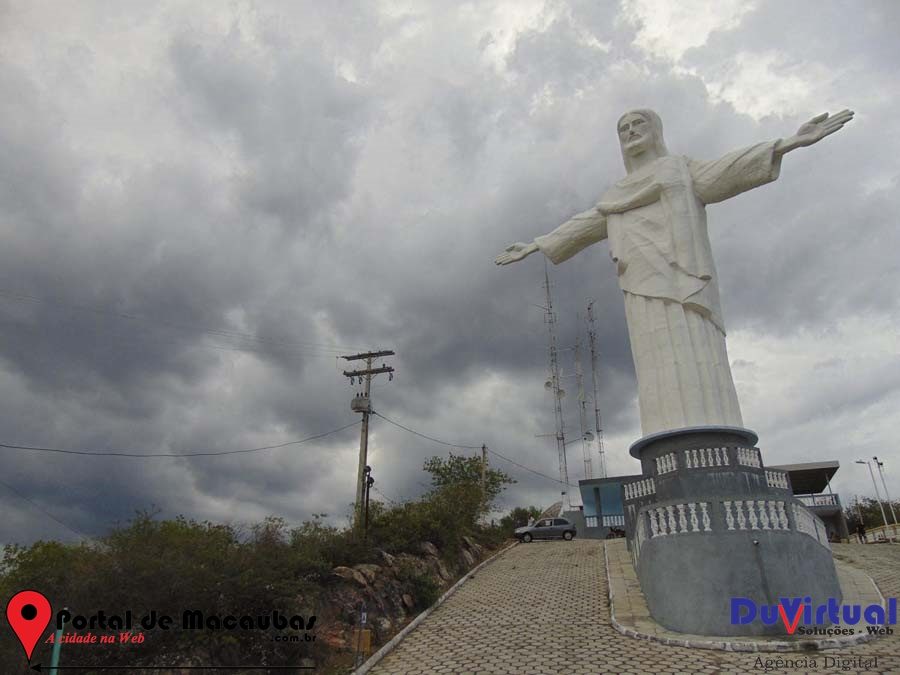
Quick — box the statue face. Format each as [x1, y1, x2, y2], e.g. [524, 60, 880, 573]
[618, 112, 653, 157]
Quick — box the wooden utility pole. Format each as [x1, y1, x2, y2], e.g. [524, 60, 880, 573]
[481, 444, 487, 503]
[342, 350, 395, 529]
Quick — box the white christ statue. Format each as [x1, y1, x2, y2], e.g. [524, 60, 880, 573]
[496, 108, 853, 436]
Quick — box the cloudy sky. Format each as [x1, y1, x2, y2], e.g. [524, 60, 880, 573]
[1, 0, 898, 543]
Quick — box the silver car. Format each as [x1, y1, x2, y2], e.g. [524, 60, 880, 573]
[514, 518, 576, 542]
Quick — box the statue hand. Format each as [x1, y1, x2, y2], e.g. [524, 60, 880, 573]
[792, 109, 854, 148]
[494, 242, 538, 265]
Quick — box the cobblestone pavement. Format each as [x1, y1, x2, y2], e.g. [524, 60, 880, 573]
[367, 540, 900, 675]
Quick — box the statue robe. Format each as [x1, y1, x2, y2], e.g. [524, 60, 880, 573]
[534, 142, 783, 435]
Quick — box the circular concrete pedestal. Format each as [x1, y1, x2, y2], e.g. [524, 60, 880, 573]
[624, 427, 842, 637]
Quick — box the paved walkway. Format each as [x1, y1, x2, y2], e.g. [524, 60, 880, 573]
[367, 540, 900, 675]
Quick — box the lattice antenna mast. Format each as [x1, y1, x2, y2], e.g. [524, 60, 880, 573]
[586, 301, 607, 478]
[543, 262, 570, 510]
[574, 331, 593, 480]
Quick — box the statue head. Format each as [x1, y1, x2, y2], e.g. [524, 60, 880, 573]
[617, 109, 668, 173]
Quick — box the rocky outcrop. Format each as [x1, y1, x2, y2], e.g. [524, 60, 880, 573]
[314, 539, 497, 653]
[332, 566, 368, 587]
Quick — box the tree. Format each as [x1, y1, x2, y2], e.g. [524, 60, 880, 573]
[844, 496, 900, 532]
[423, 453, 514, 508]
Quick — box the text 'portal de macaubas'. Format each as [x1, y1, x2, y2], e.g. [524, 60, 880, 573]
[496, 108, 854, 636]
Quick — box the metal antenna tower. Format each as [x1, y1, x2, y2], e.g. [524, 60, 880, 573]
[542, 261, 570, 510]
[574, 332, 593, 480]
[586, 301, 607, 478]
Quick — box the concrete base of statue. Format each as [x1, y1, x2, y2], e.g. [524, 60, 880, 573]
[623, 426, 842, 637]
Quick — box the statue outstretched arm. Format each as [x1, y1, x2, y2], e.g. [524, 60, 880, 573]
[774, 109, 854, 157]
[494, 207, 607, 266]
[689, 109, 853, 205]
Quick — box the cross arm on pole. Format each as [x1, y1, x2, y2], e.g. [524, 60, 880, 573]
[342, 366, 395, 378]
[341, 350, 395, 361]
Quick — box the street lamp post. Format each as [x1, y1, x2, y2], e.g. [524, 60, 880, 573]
[873, 457, 898, 526]
[856, 459, 890, 530]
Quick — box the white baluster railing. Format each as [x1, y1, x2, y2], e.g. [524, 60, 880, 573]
[623, 477, 656, 501]
[655, 452, 677, 475]
[736, 446, 762, 468]
[765, 470, 789, 490]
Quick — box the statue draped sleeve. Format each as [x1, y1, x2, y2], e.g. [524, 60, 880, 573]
[687, 141, 783, 205]
[533, 207, 608, 265]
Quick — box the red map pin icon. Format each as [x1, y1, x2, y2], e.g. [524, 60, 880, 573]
[6, 590, 52, 661]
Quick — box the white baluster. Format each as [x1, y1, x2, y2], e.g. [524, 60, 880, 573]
[666, 505, 676, 533]
[722, 447, 729, 465]
[677, 504, 687, 533]
[767, 501, 780, 530]
[689, 502, 699, 531]
[700, 503, 711, 531]
[736, 501, 747, 530]
[758, 500, 770, 530]
[777, 501, 789, 530]
[649, 509, 660, 537]
[723, 501, 735, 530]
[746, 500, 759, 530]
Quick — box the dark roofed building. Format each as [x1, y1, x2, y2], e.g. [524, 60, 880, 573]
[769, 460, 849, 542]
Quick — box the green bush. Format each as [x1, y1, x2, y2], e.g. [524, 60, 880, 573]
[0, 452, 519, 669]
[395, 562, 441, 610]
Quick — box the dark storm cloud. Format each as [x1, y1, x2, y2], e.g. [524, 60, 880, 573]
[0, 1, 897, 543]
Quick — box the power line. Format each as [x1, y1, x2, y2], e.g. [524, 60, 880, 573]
[0, 477, 90, 540]
[483, 444, 578, 489]
[0, 420, 360, 458]
[371, 411, 578, 488]
[370, 411, 480, 449]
